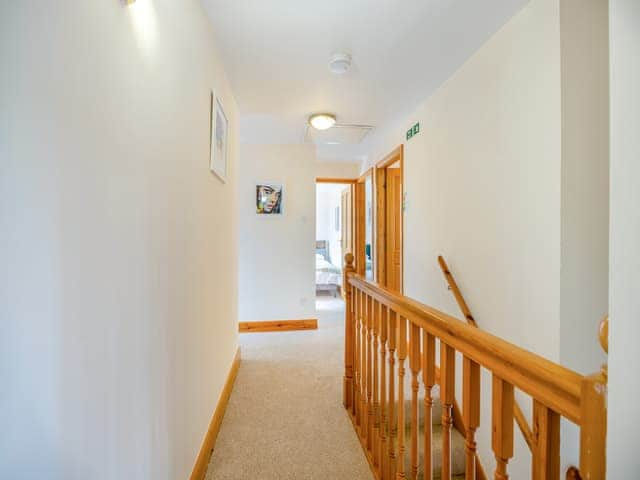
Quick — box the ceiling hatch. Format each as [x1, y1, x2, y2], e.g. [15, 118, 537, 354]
[305, 124, 374, 145]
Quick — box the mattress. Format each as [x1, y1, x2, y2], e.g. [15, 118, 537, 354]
[316, 254, 342, 286]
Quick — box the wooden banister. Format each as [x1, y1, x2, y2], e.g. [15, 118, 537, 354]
[348, 273, 582, 422]
[343, 253, 355, 410]
[342, 254, 607, 480]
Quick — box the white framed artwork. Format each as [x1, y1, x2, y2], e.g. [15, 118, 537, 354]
[209, 90, 229, 182]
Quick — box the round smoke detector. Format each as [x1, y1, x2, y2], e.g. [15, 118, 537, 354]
[329, 53, 352, 75]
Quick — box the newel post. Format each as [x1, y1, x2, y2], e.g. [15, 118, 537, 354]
[343, 253, 356, 410]
[578, 315, 608, 480]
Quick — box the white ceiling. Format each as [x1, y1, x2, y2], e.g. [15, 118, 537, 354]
[201, 0, 529, 161]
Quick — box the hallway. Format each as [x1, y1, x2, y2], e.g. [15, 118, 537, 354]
[3, 1, 632, 478]
[205, 297, 371, 479]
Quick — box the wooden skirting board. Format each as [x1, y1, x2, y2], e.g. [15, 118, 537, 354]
[239, 319, 318, 333]
[189, 347, 241, 480]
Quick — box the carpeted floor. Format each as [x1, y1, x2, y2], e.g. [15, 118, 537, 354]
[205, 296, 372, 480]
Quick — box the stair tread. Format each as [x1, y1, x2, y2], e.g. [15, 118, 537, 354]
[397, 422, 466, 478]
[402, 396, 443, 427]
[366, 384, 465, 478]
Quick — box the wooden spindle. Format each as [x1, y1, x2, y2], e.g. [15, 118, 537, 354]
[422, 331, 436, 480]
[373, 299, 381, 469]
[367, 295, 374, 451]
[361, 292, 369, 439]
[380, 304, 389, 479]
[492, 375, 514, 480]
[440, 343, 456, 480]
[396, 315, 408, 480]
[358, 289, 365, 427]
[387, 310, 398, 479]
[343, 254, 355, 410]
[579, 315, 608, 480]
[409, 323, 421, 480]
[463, 357, 480, 480]
[578, 376, 607, 479]
[360, 290, 367, 432]
[532, 400, 560, 480]
[351, 288, 360, 420]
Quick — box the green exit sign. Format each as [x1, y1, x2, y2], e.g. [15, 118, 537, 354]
[406, 122, 420, 140]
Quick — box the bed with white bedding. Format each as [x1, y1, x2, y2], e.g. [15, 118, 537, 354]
[315, 240, 341, 296]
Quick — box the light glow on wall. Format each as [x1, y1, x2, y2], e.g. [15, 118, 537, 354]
[127, 0, 157, 53]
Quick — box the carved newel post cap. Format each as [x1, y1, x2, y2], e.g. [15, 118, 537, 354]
[566, 466, 581, 480]
[599, 315, 608, 354]
[344, 253, 355, 268]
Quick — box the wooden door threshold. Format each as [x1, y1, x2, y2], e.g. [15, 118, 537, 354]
[239, 319, 318, 333]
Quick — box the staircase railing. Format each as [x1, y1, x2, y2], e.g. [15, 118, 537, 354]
[437, 256, 535, 454]
[342, 253, 607, 480]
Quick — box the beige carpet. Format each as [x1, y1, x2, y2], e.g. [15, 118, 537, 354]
[205, 296, 372, 480]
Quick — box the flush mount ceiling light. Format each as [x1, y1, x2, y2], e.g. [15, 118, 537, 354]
[329, 53, 352, 75]
[309, 113, 336, 130]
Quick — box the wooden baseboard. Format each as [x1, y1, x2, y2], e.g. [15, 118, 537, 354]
[189, 347, 241, 480]
[239, 319, 318, 333]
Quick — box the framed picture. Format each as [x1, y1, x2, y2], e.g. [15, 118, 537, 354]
[210, 90, 228, 182]
[256, 184, 283, 215]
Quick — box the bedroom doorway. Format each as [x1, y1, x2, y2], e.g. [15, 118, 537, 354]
[315, 179, 356, 299]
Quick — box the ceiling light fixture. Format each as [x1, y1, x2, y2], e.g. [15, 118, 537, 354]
[309, 113, 336, 130]
[329, 53, 352, 75]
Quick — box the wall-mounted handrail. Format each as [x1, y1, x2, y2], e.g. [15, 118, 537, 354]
[437, 256, 477, 327]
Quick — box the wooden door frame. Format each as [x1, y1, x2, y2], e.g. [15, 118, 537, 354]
[316, 177, 357, 184]
[355, 169, 373, 277]
[374, 145, 404, 292]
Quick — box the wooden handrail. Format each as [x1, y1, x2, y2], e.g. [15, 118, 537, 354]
[348, 272, 583, 423]
[513, 402, 535, 451]
[437, 256, 477, 327]
[342, 253, 607, 480]
[438, 255, 535, 452]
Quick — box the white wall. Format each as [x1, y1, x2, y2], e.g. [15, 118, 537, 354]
[315, 160, 360, 179]
[364, 0, 563, 357]
[316, 183, 347, 266]
[238, 144, 316, 321]
[608, 0, 640, 476]
[0, 1, 238, 479]
[359, 0, 609, 475]
[559, 0, 609, 376]
[558, 0, 610, 464]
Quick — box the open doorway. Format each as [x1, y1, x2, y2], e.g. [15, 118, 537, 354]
[315, 180, 355, 299]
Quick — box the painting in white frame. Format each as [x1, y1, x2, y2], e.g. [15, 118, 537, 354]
[210, 90, 228, 182]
